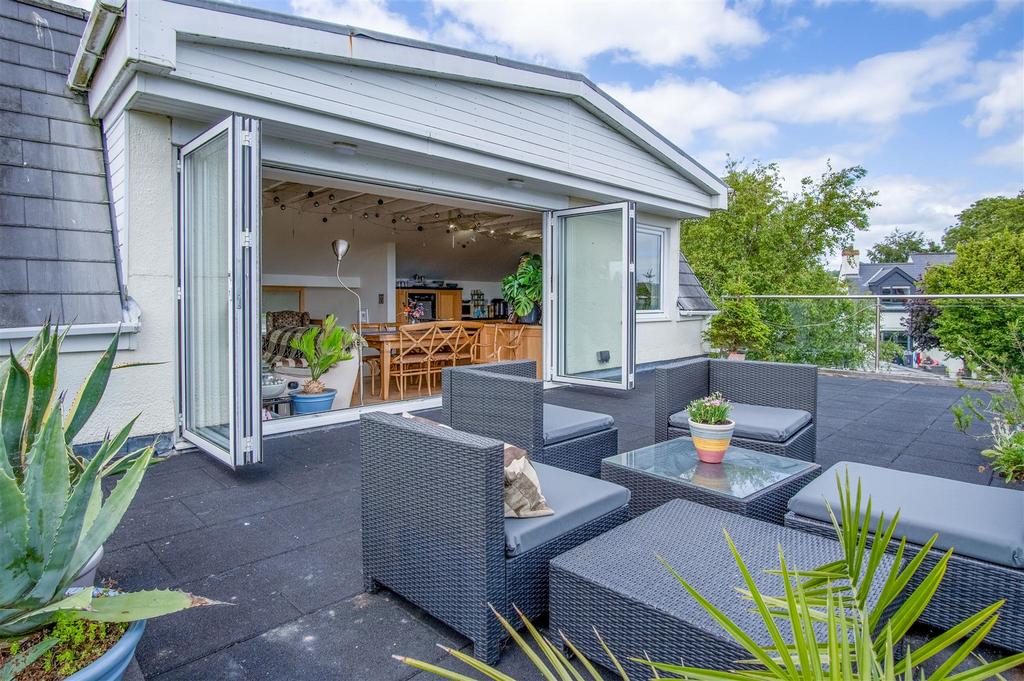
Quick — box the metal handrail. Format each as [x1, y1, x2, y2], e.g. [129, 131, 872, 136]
[719, 293, 1024, 372]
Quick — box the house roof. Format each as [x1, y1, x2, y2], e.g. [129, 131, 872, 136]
[842, 253, 955, 294]
[677, 252, 716, 312]
[0, 0, 123, 329]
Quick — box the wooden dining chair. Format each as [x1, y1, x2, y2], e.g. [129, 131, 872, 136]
[392, 322, 436, 399]
[494, 324, 526, 361]
[428, 322, 463, 387]
[452, 322, 484, 366]
[353, 322, 393, 396]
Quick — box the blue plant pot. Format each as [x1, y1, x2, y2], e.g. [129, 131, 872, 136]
[66, 620, 145, 681]
[291, 389, 337, 414]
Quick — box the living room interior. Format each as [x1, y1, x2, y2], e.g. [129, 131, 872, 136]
[259, 171, 545, 414]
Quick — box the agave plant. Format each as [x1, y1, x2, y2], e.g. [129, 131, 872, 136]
[1, 323, 146, 485]
[398, 472, 1024, 680]
[0, 324, 219, 668]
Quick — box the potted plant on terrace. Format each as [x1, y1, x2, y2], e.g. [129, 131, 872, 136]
[0, 324, 219, 680]
[704, 281, 770, 360]
[502, 253, 542, 324]
[289, 314, 364, 414]
[687, 392, 733, 463]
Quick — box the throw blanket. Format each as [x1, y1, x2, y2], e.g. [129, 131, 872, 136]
[262, 325, 314, 367]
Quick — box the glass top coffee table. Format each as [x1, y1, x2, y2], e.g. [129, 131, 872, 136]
[601, 438, 821, 523]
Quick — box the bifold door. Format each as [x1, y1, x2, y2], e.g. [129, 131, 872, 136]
[545, 202, 636, 390]
[177, 115, 262, 467]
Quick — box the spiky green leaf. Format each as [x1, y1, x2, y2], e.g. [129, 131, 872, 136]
[21, 406, 70, 582]
[64, 330, 119, 443]
[80, 589, 223, 622]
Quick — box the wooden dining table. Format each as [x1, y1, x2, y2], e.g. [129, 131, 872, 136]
[361, 330, 403, 402]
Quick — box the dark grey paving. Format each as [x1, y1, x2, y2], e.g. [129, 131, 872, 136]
[98, 372, 1020, 679]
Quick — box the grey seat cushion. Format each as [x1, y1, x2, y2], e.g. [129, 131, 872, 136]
[669, 402, 811, 443]
[789, 461, 1024, 569]
[504, 462, 629, 557]
[543, 404, 615, 445]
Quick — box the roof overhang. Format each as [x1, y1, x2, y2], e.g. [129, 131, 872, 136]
[70, 0, 728, 210]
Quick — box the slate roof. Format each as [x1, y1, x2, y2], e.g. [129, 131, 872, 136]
[677, 251, 716, 312]
[0, 0, 123, 328]
[843, 252, 955, 295]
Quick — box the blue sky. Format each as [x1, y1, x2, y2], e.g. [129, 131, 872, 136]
[114, 0, 1024, 254]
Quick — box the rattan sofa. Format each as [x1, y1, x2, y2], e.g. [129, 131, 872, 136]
[654, 357, 818, 462]
[360, 411, 630, 663]
[786, 461, 1024, 652]
[442, 360, 618, 476]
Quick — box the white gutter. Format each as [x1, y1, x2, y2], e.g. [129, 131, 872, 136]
[68, 0, 126, 92]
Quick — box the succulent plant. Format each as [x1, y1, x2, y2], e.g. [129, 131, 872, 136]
[0, 324, 219, 643]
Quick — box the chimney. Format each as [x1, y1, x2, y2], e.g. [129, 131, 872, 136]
[839, 248, 860, 277]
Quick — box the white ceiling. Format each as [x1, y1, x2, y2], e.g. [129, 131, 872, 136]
[262, 177, 541, 282]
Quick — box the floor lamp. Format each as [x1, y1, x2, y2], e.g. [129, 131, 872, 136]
[332, 239, 364, 406]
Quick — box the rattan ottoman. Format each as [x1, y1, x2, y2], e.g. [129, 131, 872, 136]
[549, 499, 897, 676]
[601, 438, 820, 522]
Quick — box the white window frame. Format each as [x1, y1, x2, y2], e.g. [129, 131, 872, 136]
[635, 224, 670, 322]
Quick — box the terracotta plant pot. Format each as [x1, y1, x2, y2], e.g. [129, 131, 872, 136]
[688, 418, 735, 464]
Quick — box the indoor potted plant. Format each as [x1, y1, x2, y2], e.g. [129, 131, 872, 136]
[0, 324, 220, 680]
[288, 314, 364, 414]
[501, 253, 542, 324]
[687, 392, 734, 463]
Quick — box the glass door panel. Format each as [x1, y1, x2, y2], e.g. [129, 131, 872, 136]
[546, 202, 635, 389]
[178, 115, 262, 467]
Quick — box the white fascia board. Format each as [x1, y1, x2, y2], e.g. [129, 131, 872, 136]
[96, 0, 726, 205]
[133, 78, 712, 218]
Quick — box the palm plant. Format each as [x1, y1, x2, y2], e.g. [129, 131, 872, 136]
[289, 314, 364, 394]
[397, 472, 1024, 680]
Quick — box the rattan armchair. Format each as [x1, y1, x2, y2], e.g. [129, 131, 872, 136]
[442, 360, 618, 476]
[654, 357, 818, 461]
[360, 411, 629, 663]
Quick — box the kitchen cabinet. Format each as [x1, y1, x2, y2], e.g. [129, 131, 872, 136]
[396, 288, 462, 324]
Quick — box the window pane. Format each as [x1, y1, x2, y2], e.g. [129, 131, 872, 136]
[636, 230, 662, 311]
[557, 209, 623, 382]
[183, 132, 230, 450]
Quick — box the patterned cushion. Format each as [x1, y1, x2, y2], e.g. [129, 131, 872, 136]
[398, 413, 551, 520]
[266, 310, 310, 331]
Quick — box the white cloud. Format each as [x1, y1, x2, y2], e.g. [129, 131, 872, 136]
[975, 135, 1024, 169]
[288, 0, 424, 39]
[870, 0, 974, 18]
[427, 0, 766, 69]
[966, 51, 1024, 137]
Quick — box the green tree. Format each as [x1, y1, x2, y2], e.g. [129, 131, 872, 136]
[866, 227, 941, 263]
[704, 281, 771, 355]
[681, 160, 878, 367]
[923, 230, 1024, 373]
[942, 191, 1024, 249]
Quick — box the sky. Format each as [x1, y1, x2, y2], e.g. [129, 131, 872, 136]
[68, 0, 1024, 259]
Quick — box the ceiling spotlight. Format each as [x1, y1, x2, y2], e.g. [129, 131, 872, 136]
[417, 225, 423, 231]
[279, 205, 286, 211]
[403, 216, 410, 222]
[507, 177, 525, 188]
[391, 218, 397, 224]
[433, 212, 439, 219]
[374, 212, 379, 218]
[362, 212, 369, 219]
[489, 229, 495, 235]
[331, 207, 338, 213]
[313, 201, 320, 207]
[272, 196, 280, 204]
[377, 198, 384, 206]
[457, 213, 463, 219]
[321, 217, 328, 223]
[461, 244, 467, 248]
[448, 223, 455, 230]
[328, 194, 335, 201]
[307, 191, 314, 198]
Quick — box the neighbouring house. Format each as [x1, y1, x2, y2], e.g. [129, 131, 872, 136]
[838, 248, 959, 372]
[0, 0, 725, 468]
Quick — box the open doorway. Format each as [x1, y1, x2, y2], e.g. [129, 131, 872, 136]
[258, 170, 544, 419]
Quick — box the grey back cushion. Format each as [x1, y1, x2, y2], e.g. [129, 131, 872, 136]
[669, 402, 811, 443]
[789, 461, 1024, 569]
[504, 462, 629, 557]
[543, 404, 615, 445]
